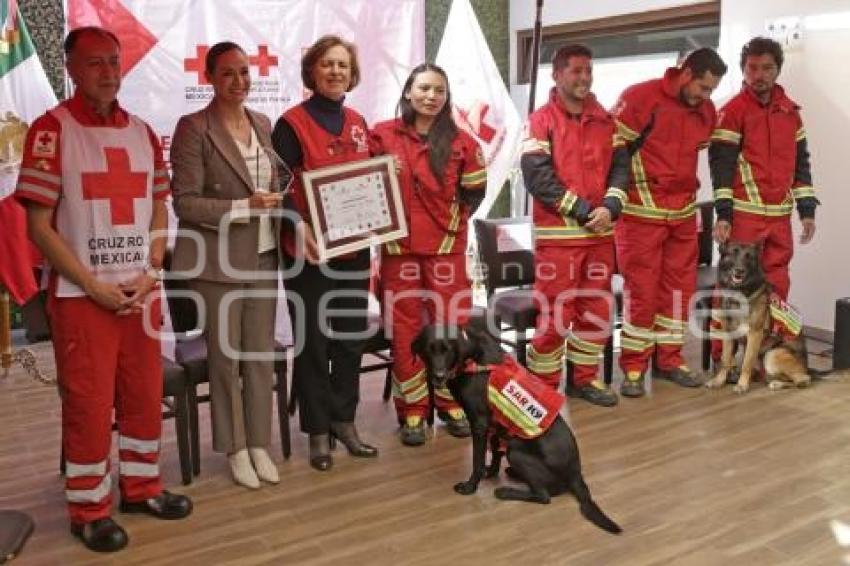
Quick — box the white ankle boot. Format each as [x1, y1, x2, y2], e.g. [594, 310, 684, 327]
[229, 449, 260, 489]
[248, 447, 280, 484]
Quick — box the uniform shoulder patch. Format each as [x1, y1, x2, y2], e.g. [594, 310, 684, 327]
[31, 131, 57, 158]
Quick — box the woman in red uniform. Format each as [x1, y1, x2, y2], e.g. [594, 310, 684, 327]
[272, 35, 377, 471]
[371, 64, 487, 446]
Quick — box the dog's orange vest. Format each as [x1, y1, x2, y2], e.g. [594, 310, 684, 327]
[467, 356, 564, 440]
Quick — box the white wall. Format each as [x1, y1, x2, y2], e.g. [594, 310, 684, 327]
[508, 0, 850, 331]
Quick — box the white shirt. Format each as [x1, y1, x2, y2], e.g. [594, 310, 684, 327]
[233, 127, 276, 253]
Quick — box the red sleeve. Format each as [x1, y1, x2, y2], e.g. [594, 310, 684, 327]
[521, 110, 551, 156]
[145, 123, 171, 201]
[612, 84, 648, 144]
[368, 125, 387, 156]
[15, 113, 62, 208]
[459, 132, 486, 190]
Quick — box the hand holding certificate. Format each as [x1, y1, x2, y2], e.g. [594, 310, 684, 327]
[302, 155, 407, 260]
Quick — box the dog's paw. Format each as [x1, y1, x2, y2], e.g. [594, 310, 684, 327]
[453, 481, 478, 495]
[733, 382, 750, 394]
[768, 380, 786, 391]
[705, 375, 726, 389]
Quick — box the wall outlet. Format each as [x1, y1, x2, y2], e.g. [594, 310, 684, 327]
[765, 16, 804, 50]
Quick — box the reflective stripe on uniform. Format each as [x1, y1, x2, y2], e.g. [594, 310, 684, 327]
[622, 201, 696, 221]
[118, 435, 159, 454]
[119, 461, 159, 478]
[66, 475, 112, 503]
[437, 201, 462, 254]
[711, 128, 741, 144]
[65, 460, 108, 479]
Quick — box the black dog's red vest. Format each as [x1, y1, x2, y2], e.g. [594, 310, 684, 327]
[466, 356, 564, 440]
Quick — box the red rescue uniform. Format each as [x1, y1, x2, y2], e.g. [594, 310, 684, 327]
[521, 88, 628, 389]
[613, 68, 716, 373]
[709, 84, 816, 299]
[370, 118, 486, 419]
[15, 93, 169, 524]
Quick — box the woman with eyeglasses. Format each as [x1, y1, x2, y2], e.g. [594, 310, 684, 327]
[271, 35, 377, 471]
[370, 63, 487, 446]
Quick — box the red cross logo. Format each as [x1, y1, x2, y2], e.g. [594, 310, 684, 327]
[249, 45, 278, 76]
[184, 45, 211, 85]
[37, 132, 52, 146]
[454, 101, 497, 143]
[82, 148, 148, 226]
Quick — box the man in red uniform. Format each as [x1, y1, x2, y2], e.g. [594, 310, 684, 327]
[522, 44, 629, 407]
[613, 48, 727, 397]
[710, 37, 817, 296]
[15, 27, 191, 553]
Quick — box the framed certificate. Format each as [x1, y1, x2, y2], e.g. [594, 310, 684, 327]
[302, 155, 407, 261]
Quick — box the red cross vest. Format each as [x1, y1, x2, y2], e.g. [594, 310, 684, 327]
[51, 105, 154, 297]
[279, 103, 370, 258]
[467, 355, 564, 440]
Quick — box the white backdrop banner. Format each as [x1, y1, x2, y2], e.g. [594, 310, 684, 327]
[65, 0, 425, 151]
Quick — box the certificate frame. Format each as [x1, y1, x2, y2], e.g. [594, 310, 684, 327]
[302, 155, 407, 261]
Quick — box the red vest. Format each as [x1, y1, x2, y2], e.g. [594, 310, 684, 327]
[467, 355, 564, 440]
[279, 103, 370, 257]
[614, 68, 716, 224]
[525, 89, 617, 245]
[370, 119, 486, 255]
[712, 85, 807, 216]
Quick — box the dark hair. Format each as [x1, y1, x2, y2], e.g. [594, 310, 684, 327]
[551, 44, 593, 72]
[397, 63, 458, 184]
[682, 47, 728, 78]
[740, 36, 784, 71]
[64, 26, 119, 56]
[205, 41, 246, 75]
[301, 35, 360, 92]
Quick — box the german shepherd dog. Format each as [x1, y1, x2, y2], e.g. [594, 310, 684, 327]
[412, 321, 621, 534]
[704, 241, 810, 393]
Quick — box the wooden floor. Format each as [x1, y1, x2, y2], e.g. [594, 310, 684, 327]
[2, 337, 850, 565]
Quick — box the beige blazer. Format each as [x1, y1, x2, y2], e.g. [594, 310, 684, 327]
[170, 105, 279, 282]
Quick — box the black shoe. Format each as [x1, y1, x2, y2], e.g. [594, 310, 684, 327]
[573, 380, 619, 407]
[400, 418, 428, 446]
[620, 371, 646, 398]
[120, 490, 192, 520]
[330, 421, 378, 458]
[656, 365, 704, 388]
[70, 518, 128, 553]
[437, 411, 471, 438]
[309, 433, 333, 471]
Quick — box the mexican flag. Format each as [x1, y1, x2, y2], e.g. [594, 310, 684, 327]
[0, 0, 56, 304]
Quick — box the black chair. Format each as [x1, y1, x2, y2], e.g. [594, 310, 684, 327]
[695, 201, 719, 371]
[474, 217, 538, 365]
[162, 252, 291, 477]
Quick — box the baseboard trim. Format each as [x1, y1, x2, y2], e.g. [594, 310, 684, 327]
[804, 325, 833, 344]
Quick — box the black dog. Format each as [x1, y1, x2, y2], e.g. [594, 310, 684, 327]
[412, 321, 621, 534]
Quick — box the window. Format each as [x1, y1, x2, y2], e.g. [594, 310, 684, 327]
[517, 1, 720, 84]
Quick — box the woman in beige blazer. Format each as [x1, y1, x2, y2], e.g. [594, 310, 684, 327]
[170, 41, 283, 489]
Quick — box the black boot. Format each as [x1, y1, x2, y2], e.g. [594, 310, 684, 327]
[330, 421, 378, 458]
[70, 517, 128, 553]
[120, 490, 193, 520]
[309, 433, 333, 471]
